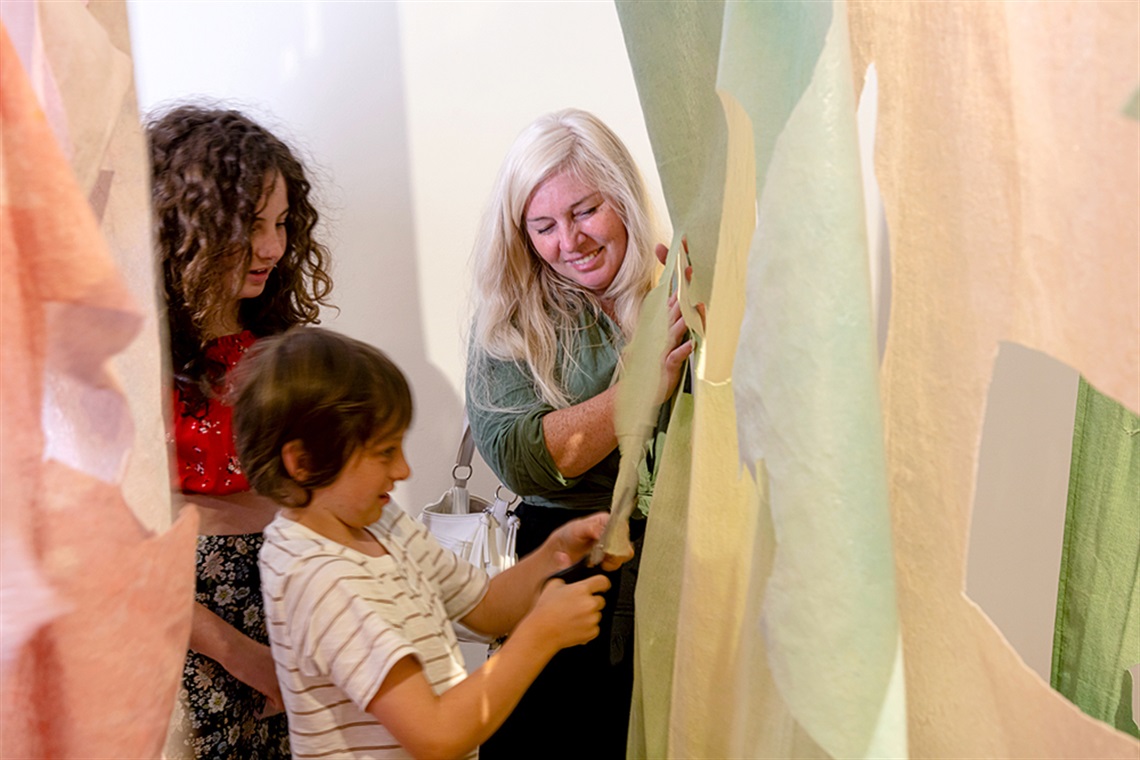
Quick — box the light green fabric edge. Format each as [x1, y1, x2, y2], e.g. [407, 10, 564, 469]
[627, 390, 693, 760]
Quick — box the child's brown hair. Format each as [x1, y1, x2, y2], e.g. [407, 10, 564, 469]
[232, 327, 413, 506]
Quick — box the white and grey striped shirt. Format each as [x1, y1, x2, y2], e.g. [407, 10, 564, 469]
[260, 505, 489, 759]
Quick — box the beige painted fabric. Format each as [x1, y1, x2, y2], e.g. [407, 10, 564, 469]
[845, 1, 1139, 755]
[0, 12, 197, 758]
[37, 0, 173, 532]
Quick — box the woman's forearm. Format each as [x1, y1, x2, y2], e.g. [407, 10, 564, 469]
[541, 384, 619, 478]
[190, 601, 283, 709]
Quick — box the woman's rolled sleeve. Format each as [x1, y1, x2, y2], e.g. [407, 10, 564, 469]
[477, 404, 581, 494]
[466, 354, 583, 496]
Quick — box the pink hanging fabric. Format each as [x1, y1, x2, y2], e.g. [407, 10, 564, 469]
[0, 22, 198, 758]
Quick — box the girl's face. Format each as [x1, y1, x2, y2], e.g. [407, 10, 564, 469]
[238, 172, 289, 301]
[524, 170, 629, 296]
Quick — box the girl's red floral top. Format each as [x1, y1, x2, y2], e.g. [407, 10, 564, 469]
[173, 330, 255, 495]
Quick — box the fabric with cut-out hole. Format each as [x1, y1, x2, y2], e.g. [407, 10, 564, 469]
[617, 0, 1138, 756]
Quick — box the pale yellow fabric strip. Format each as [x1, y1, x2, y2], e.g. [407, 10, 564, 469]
[605, 242, 677, 558]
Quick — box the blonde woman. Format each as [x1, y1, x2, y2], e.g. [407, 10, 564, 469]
[467, 109, 693, 759]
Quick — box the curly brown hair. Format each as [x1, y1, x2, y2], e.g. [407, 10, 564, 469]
[147, 103, 334, 409]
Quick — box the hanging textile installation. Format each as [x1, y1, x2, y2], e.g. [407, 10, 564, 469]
[9, 0, 174, 533]
[616, 1, 904, 757]
[1049, 92, 1140, 741]
[616, 0, 1139, 756]
[0, 1, 197, 756]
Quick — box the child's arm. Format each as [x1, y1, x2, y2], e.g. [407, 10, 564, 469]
[366, 573, 609, 759]
[459, 511, 630, 636]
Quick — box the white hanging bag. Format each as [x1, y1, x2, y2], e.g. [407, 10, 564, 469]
[419, 421, 519, 641]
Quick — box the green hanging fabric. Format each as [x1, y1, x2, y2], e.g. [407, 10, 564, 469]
[1051, 377, 1140, 738]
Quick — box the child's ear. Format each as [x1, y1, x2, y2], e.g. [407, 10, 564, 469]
[281, 439, 311, 481]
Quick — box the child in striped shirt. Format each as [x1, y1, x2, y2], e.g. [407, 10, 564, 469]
[232, 327, 625, 759]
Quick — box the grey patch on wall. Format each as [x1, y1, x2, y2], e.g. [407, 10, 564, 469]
[856, 62, 891, 363]
[1131, 664, 1140, 728]
[966, 342, 1079, 683]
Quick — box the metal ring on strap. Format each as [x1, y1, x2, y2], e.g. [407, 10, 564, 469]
[452, 463, 474, 486]
[494, 484, 518, 505]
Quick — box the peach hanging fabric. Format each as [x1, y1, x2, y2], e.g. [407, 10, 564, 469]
[0, 14, 197, 758]
[848, 1, 1138, 755]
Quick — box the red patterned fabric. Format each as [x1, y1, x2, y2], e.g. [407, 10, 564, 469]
[174, 330, 256, 495]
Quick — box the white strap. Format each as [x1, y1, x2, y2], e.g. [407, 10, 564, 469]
[448, 420, 475, 515]
[468, 512, 492, 568]
[450, 418, 518, 516]
[453, 421, 476, 487]
[502, 512, 519, 571]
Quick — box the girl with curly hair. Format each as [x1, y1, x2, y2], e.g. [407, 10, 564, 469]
[148, 103, 332, 759]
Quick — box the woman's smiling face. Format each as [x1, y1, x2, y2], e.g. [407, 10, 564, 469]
[524, 170, 628, 296]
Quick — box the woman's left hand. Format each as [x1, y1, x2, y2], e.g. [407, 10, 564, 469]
[654, 238, 706, 405]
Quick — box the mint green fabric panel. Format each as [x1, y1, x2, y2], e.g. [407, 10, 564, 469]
[628, 391, 693, 759]
[724, 3, 906, 757]
[1051, 377, 1140, 738]
[717, 1, 830, 194]
[613, 0, 726, 307]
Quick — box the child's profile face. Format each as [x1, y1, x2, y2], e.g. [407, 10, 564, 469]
[311, 428, 411, 529]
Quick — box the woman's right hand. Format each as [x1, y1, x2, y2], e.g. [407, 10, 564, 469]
[191, 602, 285, 718]
[524, 574, 610, 651]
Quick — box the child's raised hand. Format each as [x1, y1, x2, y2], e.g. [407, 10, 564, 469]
[550, 512, 634, 571]
[524, 574, 610, 651]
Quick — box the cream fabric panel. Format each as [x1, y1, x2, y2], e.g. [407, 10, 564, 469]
[38, 0, 172, 531]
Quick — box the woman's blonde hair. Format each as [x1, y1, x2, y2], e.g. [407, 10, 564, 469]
[469, 109, 659, 410]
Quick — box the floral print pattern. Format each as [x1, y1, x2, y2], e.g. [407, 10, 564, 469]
[165, 533, 289, 760]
